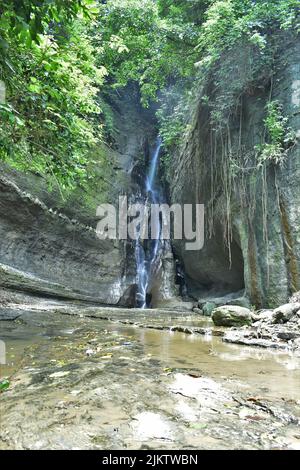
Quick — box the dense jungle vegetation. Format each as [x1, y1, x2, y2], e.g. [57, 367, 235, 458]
[0, 0, 299, 191]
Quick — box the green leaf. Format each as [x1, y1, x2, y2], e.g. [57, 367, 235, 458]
[28, 83, 42, 93]
[0, 379, 10, 392]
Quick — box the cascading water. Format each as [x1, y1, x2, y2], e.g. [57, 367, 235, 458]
[135, 137, 163, 308]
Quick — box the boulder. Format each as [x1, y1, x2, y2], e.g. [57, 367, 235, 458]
[198, 291, 251, 312]
[272, 303, 300, 324]
[117, 284, 137, 307]
[277, 330, 300, 341]
[212, 305, 253, 327]
[252, 309, 274, 323]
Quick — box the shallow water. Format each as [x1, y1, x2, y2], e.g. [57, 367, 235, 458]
[0, 309, 300, 450]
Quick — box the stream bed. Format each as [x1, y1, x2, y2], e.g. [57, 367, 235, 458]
[0, 306, 300, 450]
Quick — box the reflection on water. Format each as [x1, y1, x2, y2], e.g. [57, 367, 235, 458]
[115, 326, 300, 400]
[1, 313, 300, 402]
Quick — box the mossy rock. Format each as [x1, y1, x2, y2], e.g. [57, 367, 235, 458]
[212, 305, 253, 327]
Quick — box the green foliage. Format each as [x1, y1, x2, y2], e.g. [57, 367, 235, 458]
[1, 0, 299, 190]
[0, 5, 108, 190]
[265, 101, 286, 145]
[196, 0, 300, 70]
[0, 379, 10, 392]
[0, 0, 98, 49]
[257, 100, 296, 166]
[93, 0, 299, 109]
[96, 0, 202, 105]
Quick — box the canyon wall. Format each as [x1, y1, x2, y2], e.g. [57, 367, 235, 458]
[170, 32, 300, 308]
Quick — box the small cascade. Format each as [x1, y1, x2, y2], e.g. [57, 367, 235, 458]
[135, 137, 164, 308]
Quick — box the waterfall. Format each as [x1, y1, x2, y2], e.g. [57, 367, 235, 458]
[135, 137, 163, 308]
[146, 137, 162, 193]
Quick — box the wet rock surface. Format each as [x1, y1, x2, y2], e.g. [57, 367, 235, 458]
[1, 305, 300, 450]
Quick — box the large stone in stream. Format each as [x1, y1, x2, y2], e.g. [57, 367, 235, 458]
[271, 303, 300, 324]
[201, 296, 251, 318]
[117, 284, 138, 307]
[212, 305, 253, 327]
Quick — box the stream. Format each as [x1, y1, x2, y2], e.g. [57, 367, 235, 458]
[1, 303, 300, 450]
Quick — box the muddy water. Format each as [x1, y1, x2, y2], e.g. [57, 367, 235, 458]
[0, 309, 300, 450]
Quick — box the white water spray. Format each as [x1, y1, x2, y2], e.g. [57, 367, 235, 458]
[135, 137, 163, 308]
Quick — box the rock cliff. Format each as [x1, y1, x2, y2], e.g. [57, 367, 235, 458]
[170, 32, 300, 308]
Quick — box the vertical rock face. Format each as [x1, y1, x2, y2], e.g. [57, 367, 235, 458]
[0, 174, 126, 304]
[170, 33, 300, 308]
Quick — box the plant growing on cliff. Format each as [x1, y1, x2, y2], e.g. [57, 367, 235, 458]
[156, 84, 192, 181]
[257, 100, 297, 166]
[196, 0, 300, 70]
[154, 1, 299, 182]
